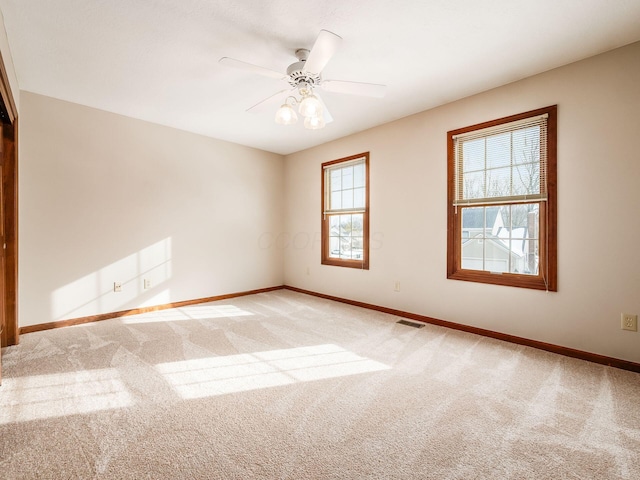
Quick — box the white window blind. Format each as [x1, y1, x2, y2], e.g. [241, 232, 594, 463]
[323, 157, 366, 215]
[453, 114, 548, 207]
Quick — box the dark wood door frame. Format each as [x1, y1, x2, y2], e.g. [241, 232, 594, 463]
[0, 48, 18, 348]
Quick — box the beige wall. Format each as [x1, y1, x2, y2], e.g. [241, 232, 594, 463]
[284, 41, 640, 363]
[19, 92, 284, 326]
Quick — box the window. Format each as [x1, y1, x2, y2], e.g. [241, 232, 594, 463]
[322, 152, 369, 269]
[447, 106, 557, 291]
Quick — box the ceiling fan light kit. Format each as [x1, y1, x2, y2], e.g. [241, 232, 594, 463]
[298, 93, 323, 118]
[274, 102, 298, 125]
[304, 115, 326, 130]
[275, 87, 325, 129]
[220, 30, 386, 130]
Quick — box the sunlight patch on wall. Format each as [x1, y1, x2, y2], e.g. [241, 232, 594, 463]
[121, 304, 254, 324]
[51, 237, 172, 320]
[155, 344, 390, 400]
[0, 369, 133, 425]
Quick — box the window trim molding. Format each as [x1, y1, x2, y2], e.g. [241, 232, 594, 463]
[321, 152, 370, 270]
[447, 105, 557, 291]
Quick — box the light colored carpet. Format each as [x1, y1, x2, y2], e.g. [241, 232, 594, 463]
[1, 289, 639, 479]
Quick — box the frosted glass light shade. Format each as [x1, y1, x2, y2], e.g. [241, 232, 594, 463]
[304, 115, 325, 130]
[298, 95, 323, 118]
[275, 104, 298, 125]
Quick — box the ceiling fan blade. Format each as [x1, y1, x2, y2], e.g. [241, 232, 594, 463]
[303, 30, 342, 74]
[246, 89, 292, 113]
[219, 57, 285, 80]
[320, 80, 387, 98]
[315, 93, 333, 124]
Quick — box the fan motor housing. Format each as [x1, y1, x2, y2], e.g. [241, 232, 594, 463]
[287, 66, 321, 88]
[287, 49, 321, 87]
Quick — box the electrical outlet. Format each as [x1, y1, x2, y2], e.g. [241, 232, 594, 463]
[394, 281, 401, 292]
[113, 282, 122, 293]
[143, 278, 151, 289]
[621, 313, 638, 332]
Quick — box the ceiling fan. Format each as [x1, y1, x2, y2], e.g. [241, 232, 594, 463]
[219, 30, 386, 130]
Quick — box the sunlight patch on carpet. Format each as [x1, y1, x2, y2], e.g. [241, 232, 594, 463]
[155, 344, 390, 399]
[0, 369, 134, 424]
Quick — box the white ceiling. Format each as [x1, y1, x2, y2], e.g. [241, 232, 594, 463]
[1, 1, 639, 155]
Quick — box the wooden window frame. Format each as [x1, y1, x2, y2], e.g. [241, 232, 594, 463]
[447, 105, 557, 291]
[0, 48, 18, 351]
[321, 152, 370, 270]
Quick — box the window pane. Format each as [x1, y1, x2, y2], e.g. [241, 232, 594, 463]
[519, 240, 539, 275]
[484, 239, 509, 273]
[486, 132, 511, 169]
[461, 233, 483, 270]
[352, 237, 364, 259]
[351, 214, 363, 237]
[461, 207, 486, 238]
[342, 189, 354, 208]
[509, 236, 526, 259]
[513, 126, 540, 165]
[340, 215, 352, 236]
[329, 236, 340, 258]
[331, 191, 342, 210]
[342, 166, 354, 189]
[330, 169, 342, 191]
[463, 138, 485, 172]
[340, 237, 352, 259]
[511, 203, 539, 237]
[354, 163, 365, 187]
[485, 206, 503, 236]
[460, 204, 539, 275]
[329, 215, 340, 236]
[353, 187, 365, 209]
[325, 213, 366, 261]
[463, 170, 485, 199]
[513, 163, 539, 196]
[486, 166, 511, 197]
[460, 126, 543, 202]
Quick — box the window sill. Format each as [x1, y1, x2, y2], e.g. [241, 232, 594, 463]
[447, 269, 555, 291]
[322, 258, 370, 270]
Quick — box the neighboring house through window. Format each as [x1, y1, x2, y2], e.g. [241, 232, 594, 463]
[447, 106, 557, 291]
[321, 152, 369, 269]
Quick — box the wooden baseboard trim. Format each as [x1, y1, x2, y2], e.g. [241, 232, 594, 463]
[19, 286, 284, 335]
[283, 285, 640, 374]
[18, 284, 640, 373]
